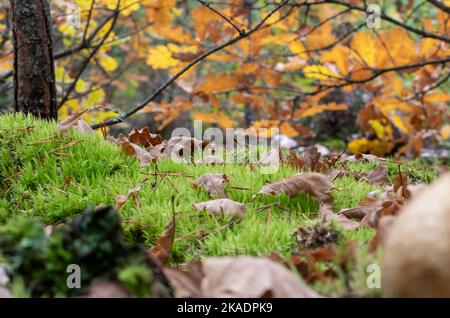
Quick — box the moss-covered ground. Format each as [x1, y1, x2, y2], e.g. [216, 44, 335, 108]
[0, 113, 441, 297]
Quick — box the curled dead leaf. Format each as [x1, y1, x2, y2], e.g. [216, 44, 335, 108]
[149, 213, 176, 265]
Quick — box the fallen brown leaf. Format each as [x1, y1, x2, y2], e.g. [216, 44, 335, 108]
[258, 149, 281, 166]
[192, 173, 229, 198]
[57, 111, 90, 136]
[129, 127, 163, 148]
[257, 173, 334, 204]
[149, 212, 176, 264]
[193, 199, 246, 217]
[284, 150, 304, 170]
[320, 204, 360, 231]
[356, 166, 388, 185]
[121, 139, 157, 166]
[164, 256, 321, 298]
[303, 146, 326, 172]
[84, 281, 130, 298]
[115, 183, 144, 209]
[162, 136, 210, 158]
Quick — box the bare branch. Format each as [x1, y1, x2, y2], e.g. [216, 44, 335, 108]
[427, 0, 450, 14]
[197, 0, 245, 35]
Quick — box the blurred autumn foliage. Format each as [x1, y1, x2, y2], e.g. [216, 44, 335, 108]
[0, 0, 449, 157]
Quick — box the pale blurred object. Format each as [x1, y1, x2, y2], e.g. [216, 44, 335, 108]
[383, 173, 450, 297]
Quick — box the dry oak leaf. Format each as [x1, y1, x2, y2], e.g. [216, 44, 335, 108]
[149, 213, 175, 265]
[383, 173, 450, 297]
[284, 150, 305, 170]
[192, 173, 229, 198]
[162, 136, 210, 158]
[118, 134, 158, 166]
[356, 166, 388, 185]
[257, 173, 334, 204]
[303, 146, 326, 172]
[193, 199, 246, 217]
[128, 127, 163, 148]
[164, 256, 321, 298]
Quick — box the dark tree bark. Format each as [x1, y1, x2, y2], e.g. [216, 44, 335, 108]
[10, 0, 57, 120]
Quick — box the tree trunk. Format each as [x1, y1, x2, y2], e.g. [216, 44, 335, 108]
[10, 0, 57, 120]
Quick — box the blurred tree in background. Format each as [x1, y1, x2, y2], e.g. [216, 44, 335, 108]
[0, 0, 449, 157]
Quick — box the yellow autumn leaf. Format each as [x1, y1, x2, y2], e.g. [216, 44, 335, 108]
[55, 66, 66, 82]
[423, 92, 450, 103]
[146, 45, 179, 69]
[75, 79, 87, 93]
[104, 0, 140, 16]
[58, 23, 77, 36]
[348, 138, 393, 157]
[380, 28, 416, 66]
[288, 41, 308, 60]
[440, 124, 450, 140]
[193, 112, 234, 128]
[350, 32, 381, 68]
[391, 115, 409, 134]
[86, 88, 105, 108]
[369, 119, 386, 139]
[261, 33, 296, 45]
[303, 65, 338, 80]
[99, 54, 118, 72]
[0, 55, 13, 74]
[300, 103, 348, 118]
[320, 46, 349, 76]
[280, 122, 299, 138]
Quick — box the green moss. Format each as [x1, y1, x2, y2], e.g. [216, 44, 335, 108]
[0, 114, 438, 297]
[0, 206, 166, 297]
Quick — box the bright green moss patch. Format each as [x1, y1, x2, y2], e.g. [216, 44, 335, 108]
[0, 114, 442, 297]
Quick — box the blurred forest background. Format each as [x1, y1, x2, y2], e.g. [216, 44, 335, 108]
[0, 0, 449, 158]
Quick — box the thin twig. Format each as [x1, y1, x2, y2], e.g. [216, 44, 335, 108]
[197, 0, 244, 35]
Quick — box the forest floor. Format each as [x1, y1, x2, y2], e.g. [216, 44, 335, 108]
[0, 114, 445, 298]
